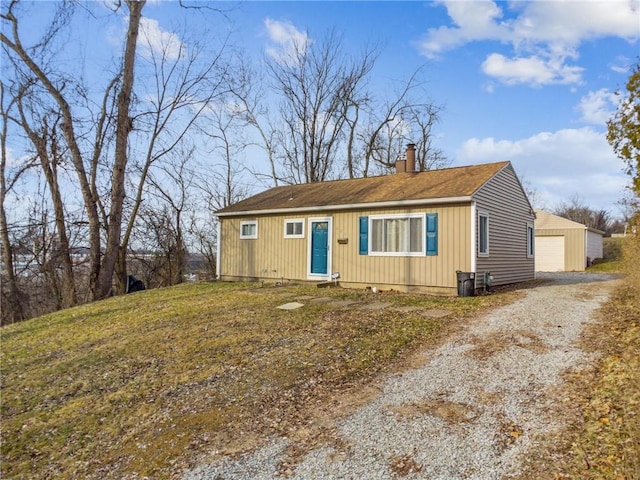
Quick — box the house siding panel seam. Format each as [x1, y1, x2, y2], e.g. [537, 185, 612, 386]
[472, 165, 535, 288]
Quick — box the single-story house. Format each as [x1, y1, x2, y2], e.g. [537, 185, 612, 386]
[215, 146, 535, 295]
[534, 209, 604, 272]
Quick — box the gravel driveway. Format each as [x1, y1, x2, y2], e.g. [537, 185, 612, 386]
[184, 273, 618, 480]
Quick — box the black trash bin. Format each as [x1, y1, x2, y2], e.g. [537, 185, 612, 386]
[456, 271, 475, 297]
[126, 275, 146, 293]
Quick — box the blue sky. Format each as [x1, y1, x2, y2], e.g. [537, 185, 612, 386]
[8, 0, 640, 217]
[222, 0, 638, 215]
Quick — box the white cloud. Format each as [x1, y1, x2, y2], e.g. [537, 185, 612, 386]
[4, 146, 21, 168]
[264, 18, 310, 66]
[139, 18, 184, 60]
[416, 0, 510, 57]
[457, 127, 628, 211]
[481, 53, 583, 86]
[417, 0, 640, 87]
[610, 55, 634, 74]
[577, 89, 620, 124]
[511, 0, 639, 45]
[106, 15, 184, 60]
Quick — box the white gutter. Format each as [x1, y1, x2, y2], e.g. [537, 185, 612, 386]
[215, 217, 221, 280]
[216, 195, 473, 217]
[470, 201, 477, 273]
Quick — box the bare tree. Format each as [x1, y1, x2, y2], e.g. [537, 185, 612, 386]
[554, 195, 612, 233]
[0, 81, 25, 323]
[230, 29, 446, 186]
[340, 67, 448, 178]
[186, 212, 217, 279]
[197, 94, 253, 209]
[354, 70, 448, 176]
[115, 23, 233, 293]
[143, 148, 196, 285]
[228, 62, 281, 187]
[14, 90, 76, 308]
[407, 104, 447, 172]
[130, 149, 196, 288]
[1, 0, 145, 300]
[266, 30, 377, 183]
[96, 0, 145, 298]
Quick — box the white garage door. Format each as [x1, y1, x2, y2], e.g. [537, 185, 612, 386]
[535, 236, 565, 271]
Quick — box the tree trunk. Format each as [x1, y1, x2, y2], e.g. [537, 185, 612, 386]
[0, 82, 24, 323]
[0, 129, 23, 323]
[16, 101, 77, 309]
[1, 9, 102, 300]
[96, 0, 145, 298]
[0, 204, 22, 324]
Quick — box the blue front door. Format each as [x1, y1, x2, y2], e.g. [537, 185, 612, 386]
[310, 221, 329, 275]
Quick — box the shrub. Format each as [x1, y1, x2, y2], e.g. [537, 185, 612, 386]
[623, 233, 640, 294]
[603, 237, 624, 260]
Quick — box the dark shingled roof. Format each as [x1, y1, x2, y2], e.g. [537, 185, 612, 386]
[216, 161, 511, 215]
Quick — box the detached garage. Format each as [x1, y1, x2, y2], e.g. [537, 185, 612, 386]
[534, 210, 604, 272]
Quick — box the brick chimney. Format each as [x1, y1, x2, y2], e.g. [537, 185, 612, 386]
[406, 143, 416, 173]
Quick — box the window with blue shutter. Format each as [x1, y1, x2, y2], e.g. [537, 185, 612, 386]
[426, 213, 438, 256]
[359, 216, 368, 255]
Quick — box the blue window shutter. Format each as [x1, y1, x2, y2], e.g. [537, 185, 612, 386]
[359, 216, 368, 255]
[426, 213, 438, 256]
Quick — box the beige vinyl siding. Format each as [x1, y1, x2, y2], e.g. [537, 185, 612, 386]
[333, 205, 471, 293]
[535, 228, 586, 271]
[535, 210, 586, 229]
[472, 164, 535, 288]
[219, 204, 472, 294]
[219, 214, 309, 281]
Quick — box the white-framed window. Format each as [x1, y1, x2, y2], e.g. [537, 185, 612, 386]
[527, 223, 534, 258]
[240, 220, 258, 239]
[478, 212, 489, 256]
[369, 214, 424, 256]
[284, 219, 304, 238]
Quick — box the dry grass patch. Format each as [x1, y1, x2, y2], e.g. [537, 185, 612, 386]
[465, 330, 548, 360]
[495, 413, 524, 450]
[389, 452, 423, 476]
[389, 397, 479, 424]
[1, 281, 521, 479]
[518, 236, 640, 479]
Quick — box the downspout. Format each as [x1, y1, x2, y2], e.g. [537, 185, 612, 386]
[584, 227, 589, 269]
[216, 217, 221, 280]
[470, 201, 477, 273]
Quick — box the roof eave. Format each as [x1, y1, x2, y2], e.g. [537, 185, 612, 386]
[216, 195, 474, 218]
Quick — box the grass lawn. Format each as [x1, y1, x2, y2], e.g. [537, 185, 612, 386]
[1, 281, 519, 479]
[587, 258, 624, 273]
[520, 236, 640, 479]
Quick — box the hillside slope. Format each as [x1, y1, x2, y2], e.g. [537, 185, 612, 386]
[1, 281, 511, 479]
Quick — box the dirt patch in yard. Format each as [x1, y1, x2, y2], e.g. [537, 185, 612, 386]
[465, 330, 548, 360]
[389, 453, 423, 476]
[388, 397, 479, 424]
